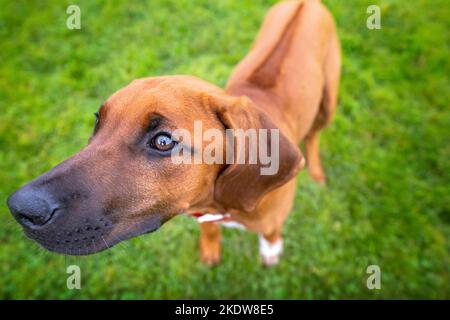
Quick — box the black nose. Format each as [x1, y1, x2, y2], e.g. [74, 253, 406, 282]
[7, 186, 57, 228]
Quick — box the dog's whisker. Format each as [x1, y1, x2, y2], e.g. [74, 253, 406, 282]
[111, 236, 128, 255]
[115, 236, 129, 248]
[92, 239, 97, 254]
[118, 238, 129, 248]
[101, 236, 110, 250]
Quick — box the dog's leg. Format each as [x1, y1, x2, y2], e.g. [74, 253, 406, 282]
[256, 181, 295, 266]
[306, 33, 340, 185]
[259, 230, 283, 267]
[305, 130, 326, 184]
[199, 222, 221, 266]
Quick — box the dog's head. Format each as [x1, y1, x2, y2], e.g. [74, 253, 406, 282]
[7, 76, 303, 255]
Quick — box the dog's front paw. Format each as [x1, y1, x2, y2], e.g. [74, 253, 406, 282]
[259, 235, 283, 267]
[200, 239, 221, 266]
[261, 253, 280, 267]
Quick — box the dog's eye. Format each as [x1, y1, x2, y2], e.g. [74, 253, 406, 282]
[150, 133, 176, 152]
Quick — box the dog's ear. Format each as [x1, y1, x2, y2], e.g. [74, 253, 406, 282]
[211, 94, 304, 212]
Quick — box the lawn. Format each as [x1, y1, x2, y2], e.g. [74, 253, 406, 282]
[0, 0, 448, 299]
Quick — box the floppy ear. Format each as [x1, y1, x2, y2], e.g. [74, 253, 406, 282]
[211, 94, 304, 212]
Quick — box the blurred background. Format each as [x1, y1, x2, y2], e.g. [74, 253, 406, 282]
[0, 0, 448, 299]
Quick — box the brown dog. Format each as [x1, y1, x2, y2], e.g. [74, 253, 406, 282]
[7, 0, 340, 266]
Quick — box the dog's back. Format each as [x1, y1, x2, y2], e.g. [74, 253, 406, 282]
[226, 0, 340, 142]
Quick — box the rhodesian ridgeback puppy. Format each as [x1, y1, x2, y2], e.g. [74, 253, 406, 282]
[7, 0, 340, 266]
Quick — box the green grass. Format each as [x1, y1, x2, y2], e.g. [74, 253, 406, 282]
[0, 0, 448, 299]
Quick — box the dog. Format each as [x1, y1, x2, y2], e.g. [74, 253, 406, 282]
[7, 0, 340, 266]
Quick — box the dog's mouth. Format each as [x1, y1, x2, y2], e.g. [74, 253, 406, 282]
[23, 215, 114, 255]
[22, 213, 164, 256]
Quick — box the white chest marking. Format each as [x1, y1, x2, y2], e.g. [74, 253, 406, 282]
[220, 220, 247, 230]
[196, 213, 229, 223]
[191, 212, 247, 230]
